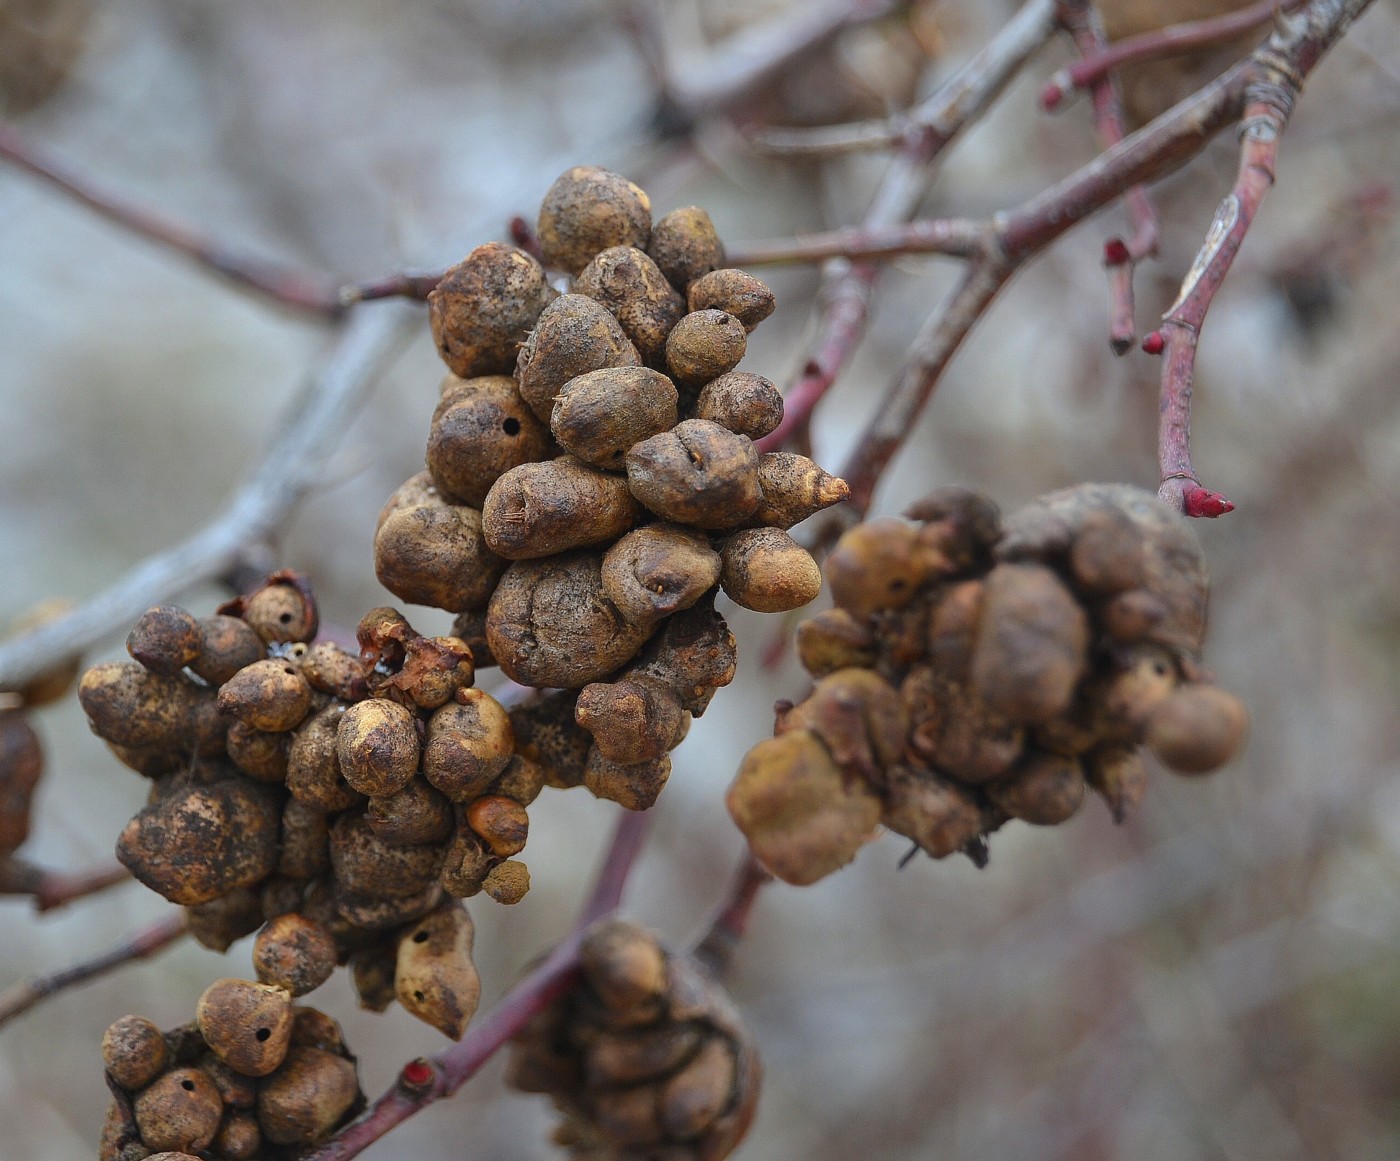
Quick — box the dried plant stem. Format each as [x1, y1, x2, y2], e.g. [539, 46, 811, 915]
[0, 121, 343, 318]
[693, 854, 773, 976]
[1042, 0, 1307, 108]
[303, 808, 653, 1161]
[0, 304, 418, 695]
[0, 911, 187, 1032]
[0, 857, 129, 912]
[755, 0, 1060, 455]
[1059, 0, 1161, 354]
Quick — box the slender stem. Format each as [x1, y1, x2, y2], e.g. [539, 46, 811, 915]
[0, 121, 343, 318]
[0, 304, 418, 695]
[302, 808, 653, 1161]
[0, 857, 130, 912]
[0, 912, 187, 1032]
[1042, 0, 1307, 108]
[693, 854, 772, 976]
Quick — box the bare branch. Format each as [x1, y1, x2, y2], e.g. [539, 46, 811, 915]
[693, 854, 772, 976]
[0, 121, 344, 318]
[0, 304, 419, 695]
[0, 857, 129, 912]
[302, 808, 653, 1161]
[0, 912, 187, 1032]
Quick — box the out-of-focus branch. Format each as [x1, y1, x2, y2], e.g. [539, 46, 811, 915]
[755, 0, 1061, 456]
[302, 808, 653, 1161]
[0, 911, 187, 1032]
[0, 121, 344, 318]
[1058, 0, 1161, 354]
[0, 304, 418, 695]
[1041, 0, 1308, 109]
[0, 857, 129, 912]
[693, 854, 773, 976]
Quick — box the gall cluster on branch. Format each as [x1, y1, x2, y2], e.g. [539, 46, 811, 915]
[375, 164, 848, 812]
[98, 985, 362, 1160]
[726, 483, 1249, 885]
[509, 919, 761, 1161]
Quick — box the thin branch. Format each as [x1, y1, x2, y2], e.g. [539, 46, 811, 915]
[302, 808, 653, 1161]
[693, 854, 772, 976]
[1059, 0, 1162, 354]
[0, 911, 187, 1032]
[0, 304, 419, 695]
[754, 0, 1060, 455]
[0, 857, 129, 913]
[0, 121, 344, 318]
[1041, 0, 1308, 109]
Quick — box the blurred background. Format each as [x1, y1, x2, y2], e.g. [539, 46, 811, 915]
[2, 0, 1400, 1158]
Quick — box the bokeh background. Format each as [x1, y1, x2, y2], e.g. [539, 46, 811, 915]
[3, 1, 1400, 1158]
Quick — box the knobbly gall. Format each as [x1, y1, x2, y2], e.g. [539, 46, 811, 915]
[291, 1006, 349, 1055]
[225, 720, 290, 784]
[422, 689, 514, 802]
[189, 615, 265, 687]
[0, 710, 42, 854]
[200, 1055, 258, 1109]
[687, 268, 775, 331]
[659, 1035, 736, 1139]
[583, 750, 671, 811]
[1145, 684, 1248, 774]
[784, 668, 908, 779]
[584, 1022, 703, 1088]
[349, 944, 398, 1013]
[510, 690, 591, 789]
[719, 527, 822, 613]
[795, 608, 876, 677]
[881, 766, 984, 858]
[648, 205, 725, 290]
[486, 552, 652, 688]
[239, 574, 318, 645]
[549, 366, 678, 470]
[664, 309, 747, 388]
[576, 676, 684, 765]
[483, 456, 640, 559]
[374, 474, 506, 612]
[79, 662, 224, 753]
[287, 704, 363, 814]
[601, 523, 721, 627]
[365, 775, 454, 846]
[428, 242, 555, 377]
[334, 881, 444, 933]
[374, 634, 475, 710]
[626, 419, 762, 528]
[726, 730, 881, 885]
[256, 1046, 360, 1146]
[492, 754, 546, 806]
[751, 452, 850, 529]
[186, 889, 264, 952]
[826, 518, 938, 617]
[537, 166, 652, 275]
[216, 658, 313, 733]
[300, 641, 366, 701]
[574, 245, 685, 366]
[426, 376, 552, 508]
[196, 978, 294, 1077]
[335, 698, 419, 797]
[694, 370, 783, 440]
[126, 605, 201, 675]
[102, 1015, 169, 1091]
[988, 750, 1086, 825]
[440, 826, 493, 898]
[1084, 746, 1147, 823]
[211, 1112, 261, 1161]
[464, 794, 529, 857]
[395, 904, 481, 1038]
[133, 1069, 223, 1154]
[329, 812, 444, 900]
[253, 914, 338, 997]
[580, 918, 668, 1014]
[482, 859, 530, 904]
[515, 293, 641, 422]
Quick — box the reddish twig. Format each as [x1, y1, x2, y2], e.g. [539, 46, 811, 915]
[339, 272, 442, 306]
[0, 121, 344, 319]
[0, 857, 130, 913]
[1058, 0, 1162, 354]
[754, 0, 1060, 456]
[0, 911, 187, 1032]
[302, 808, 653, 1161]
[1041, 0, 1307, 109]
[693, 854, 773, 976]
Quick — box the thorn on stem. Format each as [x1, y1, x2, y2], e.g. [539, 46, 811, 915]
[1141, 331, 1165, 355]
[1182, 487, 1234, 518]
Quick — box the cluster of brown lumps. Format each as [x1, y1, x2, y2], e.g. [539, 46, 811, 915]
[77, 574, 497, 1033]
[98, 982, 362, 1160]
[374, 164, 848, 812]
[727, 483, 1250, 885]
[508, 919, 761, 1161]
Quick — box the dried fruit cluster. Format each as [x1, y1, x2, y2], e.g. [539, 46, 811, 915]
[77, 575, 492, 1030]
[727, 483, 1249, 885]
[99, 981, 362, 1160]
[375, 164, 848, 812]
[509, 919, 761, 1161]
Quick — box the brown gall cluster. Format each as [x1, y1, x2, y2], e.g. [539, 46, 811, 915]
[375, 165, 847, 812]
[726, 483, 1250, 886]
[509, 919, 761, 1161]
[77, 575, 491, 1037]
[98, 985, 362, 1161]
